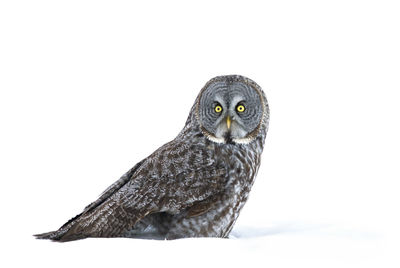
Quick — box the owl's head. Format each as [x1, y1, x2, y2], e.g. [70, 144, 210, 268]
[196, 75, 268, 144]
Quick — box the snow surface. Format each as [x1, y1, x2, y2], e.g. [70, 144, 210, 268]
[1, 1, 400, 267]
[3, 219, 395, 268]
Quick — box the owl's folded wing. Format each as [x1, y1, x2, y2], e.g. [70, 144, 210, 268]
[35, 156, 227, 242]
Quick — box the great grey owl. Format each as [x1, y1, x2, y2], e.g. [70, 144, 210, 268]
[35, 75, 269, 241]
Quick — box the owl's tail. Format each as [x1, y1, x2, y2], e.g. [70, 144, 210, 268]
[34, 230, 88, 242]
[34, 212, 89, 242]
[34, 230, 69, 241]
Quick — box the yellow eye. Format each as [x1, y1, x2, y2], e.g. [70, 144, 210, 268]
[214, 105, 223, 113]
[236, 104, 245, 113]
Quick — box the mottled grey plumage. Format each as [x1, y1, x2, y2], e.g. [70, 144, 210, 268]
[35, 75, 269, 242]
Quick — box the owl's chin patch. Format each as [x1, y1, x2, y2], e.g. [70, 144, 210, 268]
[203, 133, 225, 144]
[202, 130, 253, 145]
[223, 132, 235, 145]
[200, 125, 255, 145]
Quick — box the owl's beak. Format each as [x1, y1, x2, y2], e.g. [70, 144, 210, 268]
[226, 116, 231, 130]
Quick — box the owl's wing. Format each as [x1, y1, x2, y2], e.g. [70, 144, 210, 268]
[35, 143, 227, 242]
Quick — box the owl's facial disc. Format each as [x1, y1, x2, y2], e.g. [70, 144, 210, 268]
[197, 78, 264, 144]
[212, 103, 250, 144]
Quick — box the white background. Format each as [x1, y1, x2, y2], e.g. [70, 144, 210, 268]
[1, 1, 399, 267]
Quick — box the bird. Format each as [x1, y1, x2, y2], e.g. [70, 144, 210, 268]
[35, 75, 270, 242]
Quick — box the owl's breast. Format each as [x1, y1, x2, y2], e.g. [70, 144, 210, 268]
[200, 143, 262, 235]
[217, 143, 261, 185]
[164, 138, 264, 239]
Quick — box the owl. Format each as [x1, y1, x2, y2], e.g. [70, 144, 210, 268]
[35, 75, 269, 241]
